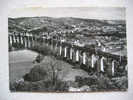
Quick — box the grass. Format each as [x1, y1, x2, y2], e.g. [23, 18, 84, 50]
[9, 50, 38, 83]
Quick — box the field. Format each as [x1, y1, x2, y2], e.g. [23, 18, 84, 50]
[9, 50, 38, 83]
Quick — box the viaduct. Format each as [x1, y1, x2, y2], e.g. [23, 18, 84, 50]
[8, 33, 127, 77]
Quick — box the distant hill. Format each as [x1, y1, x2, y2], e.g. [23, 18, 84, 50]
[8, 16, 126, 36]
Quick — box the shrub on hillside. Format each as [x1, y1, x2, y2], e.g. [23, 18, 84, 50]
[75, 74, 128, 91]
[111, 76, 128, 91]
[23, 65, 47, 82]
[31, 43, 52, 56]
[10, 79, 69, 92]
[33, 54, 44, 63]
[12, 43, 24, 49]
[75, 75, 98, 87]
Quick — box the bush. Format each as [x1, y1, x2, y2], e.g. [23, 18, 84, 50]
[111, 76, 128, 90]
[12, 43, 24, 49]
[31, 43, 52, 56]
[96, 74, 112, 90]
[9, 45, 12, 51]
[10, 79, 69, 92]
[75, 75, 98, 87]
[75, 73, 128, 91]
[23, 65, 47, 82]
[33, 54, 44, 63]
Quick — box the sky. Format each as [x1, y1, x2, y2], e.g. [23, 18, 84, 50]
[9, 7, 126, 20]
[7, 0, 126, 20]
[7, 0, 126, 9]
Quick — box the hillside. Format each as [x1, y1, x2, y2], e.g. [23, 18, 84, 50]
[8, 17, 126, 36]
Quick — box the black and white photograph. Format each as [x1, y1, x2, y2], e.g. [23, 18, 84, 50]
[8, 7, 128, 92]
